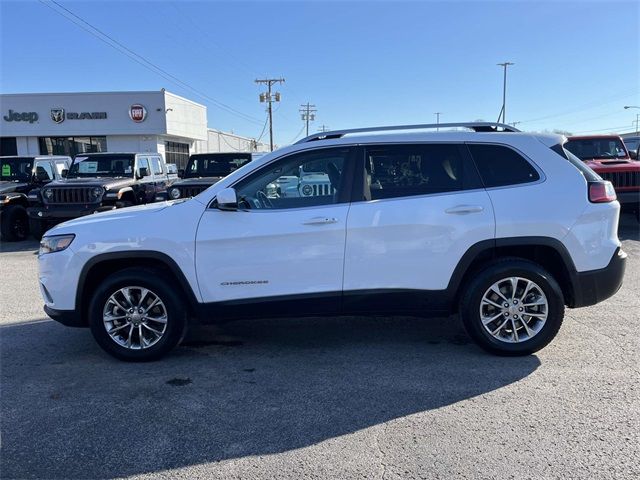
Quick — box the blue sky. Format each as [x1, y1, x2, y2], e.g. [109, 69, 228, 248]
[1, 0, 639, 145]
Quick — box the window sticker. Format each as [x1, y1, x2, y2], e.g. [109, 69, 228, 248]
[2, 164, 10, 176]
[78, 162, 98, 173]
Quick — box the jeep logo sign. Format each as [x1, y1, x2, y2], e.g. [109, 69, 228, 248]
[129, 104, 147, 123]
[3, 110, 39, 123]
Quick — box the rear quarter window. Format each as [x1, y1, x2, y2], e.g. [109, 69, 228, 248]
[550, 143, 601, 182]
[467, 144, 540, 188]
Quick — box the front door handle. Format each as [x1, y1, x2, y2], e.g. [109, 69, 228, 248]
[303, 217, 339, 225]
[445, 205, 484, 215]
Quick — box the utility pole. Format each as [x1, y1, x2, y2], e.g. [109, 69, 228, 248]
[497, 62, 514, 124]
[255, 77, 285, 151]
[434, 112, 442, 131]
[299, 103, 317, 136]
[318, 124, 330, 132]
[624, 106, 640, 135]
[510, 121, 521, 128]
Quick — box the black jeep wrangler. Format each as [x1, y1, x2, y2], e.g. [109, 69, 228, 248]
[28, 152, 170, 239]
[166, 152, 256, 200]
[0, 155, 71, 241]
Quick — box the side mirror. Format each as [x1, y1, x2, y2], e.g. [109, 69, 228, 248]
[617, 151, 627, 158]
[178, 169, 185, 178]
[629, 150, 638, 160]
[137, 167, 149, 179]
[216, 187, 238, 211]
[61, 169, 68, 178]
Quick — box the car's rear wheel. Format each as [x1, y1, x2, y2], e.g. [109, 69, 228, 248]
[88, 268, 187, 361]
[1, 205, 29, 241]
[459, 258, 565, 356]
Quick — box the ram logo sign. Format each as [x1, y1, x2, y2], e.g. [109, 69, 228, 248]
[50, 108, 65, 124]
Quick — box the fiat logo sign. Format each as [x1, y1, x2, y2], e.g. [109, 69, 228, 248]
[129, 104, 147, 123]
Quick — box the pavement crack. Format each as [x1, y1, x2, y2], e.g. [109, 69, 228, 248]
[374, 423, 389, 480]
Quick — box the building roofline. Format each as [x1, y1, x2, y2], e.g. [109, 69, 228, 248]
[0, 89, 165, 98]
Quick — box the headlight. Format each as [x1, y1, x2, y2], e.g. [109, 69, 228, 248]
[43, 188, 53, 200]
[90, 187, 103, 200]
[169, 187, 181, 199]
[39, 234, 75, 255]
[301, 184, 313, 196]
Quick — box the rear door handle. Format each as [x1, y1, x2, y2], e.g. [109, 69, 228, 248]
[445, 205, 484, 215]
[303, 217, 339, 225]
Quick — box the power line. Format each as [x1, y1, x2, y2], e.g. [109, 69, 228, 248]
[39, 0, 263, 126]
[289, 124, 307, 144]
[519, 89, 639, 125]
[318, 125, 331, 133]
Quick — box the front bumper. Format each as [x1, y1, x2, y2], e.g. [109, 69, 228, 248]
[570, 247, 627, 308]
[27, 203, 116, 221]
[44, 305, 85, 328]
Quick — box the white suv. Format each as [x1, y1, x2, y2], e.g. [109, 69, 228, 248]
[37, 123, 627, 361]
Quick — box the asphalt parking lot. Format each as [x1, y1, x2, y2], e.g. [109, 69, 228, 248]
[1, 215, 639, 480]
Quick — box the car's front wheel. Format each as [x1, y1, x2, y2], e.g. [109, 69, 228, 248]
[1, 205, 29, 241]
[460, 258, 565, 356]
[88, 268, 188, 361]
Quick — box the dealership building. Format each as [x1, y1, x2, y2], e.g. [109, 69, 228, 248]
[0, 90, 268, 168]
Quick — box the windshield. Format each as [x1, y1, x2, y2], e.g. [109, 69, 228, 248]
[67, 155, 134, 178]
[1, 157, 33, 182]
[623, 139, 639, 152]
[565, 138, 628, 160]
[186, 154, 251, 178]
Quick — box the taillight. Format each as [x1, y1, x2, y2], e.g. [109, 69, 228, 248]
[588, 181, 617, 203]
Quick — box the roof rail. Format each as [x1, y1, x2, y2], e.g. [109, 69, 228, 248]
[295, 122, 520, 144]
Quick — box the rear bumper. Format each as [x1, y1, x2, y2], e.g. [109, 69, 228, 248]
[570, 247, 627, 308]
[44, 305, 85, 328]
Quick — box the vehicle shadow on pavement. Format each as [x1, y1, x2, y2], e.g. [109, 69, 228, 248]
[0, 239, 40, 253]
[1, 315, 540, 479]
[618, 213, 640, 241]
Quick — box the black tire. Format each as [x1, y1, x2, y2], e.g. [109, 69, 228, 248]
[28, 218, 47, 241]
[1, 204, 29, 241]
[459, 258, 565, 356]
[88, 267, 188, 361]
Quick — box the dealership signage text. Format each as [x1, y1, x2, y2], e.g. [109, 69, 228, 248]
[3, 110, 39, 123]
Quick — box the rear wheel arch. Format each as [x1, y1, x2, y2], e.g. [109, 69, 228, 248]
[449, 237, 578, 309]
[77, 251, 199, 325]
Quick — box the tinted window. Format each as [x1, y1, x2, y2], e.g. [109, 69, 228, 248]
[188, 153, 252, 177]
[364, 144, 480, 200]
[1, 157, 33, 181]
[150, 157, 164, 175]
[234, 148, 349, 210]
[467, 144, 540, 188]
[34, 161, 54, 181]
[550, 143, 601, 182]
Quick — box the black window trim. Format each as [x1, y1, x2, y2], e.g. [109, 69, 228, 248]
[351, 141, 485, 204]
[464, 141, 546, 191]
[209, 145, 359, 211]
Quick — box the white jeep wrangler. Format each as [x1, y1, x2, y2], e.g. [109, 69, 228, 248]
[37, 123, 626, 361]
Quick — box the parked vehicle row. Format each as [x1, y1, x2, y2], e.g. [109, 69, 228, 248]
[0, 155, 71, 241]
[36, 122, 627, 361]
[0, 152, 259, 241]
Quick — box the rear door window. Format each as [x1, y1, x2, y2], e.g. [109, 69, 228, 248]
[363, 143, 482, 200]
[467, 144, 540, 188]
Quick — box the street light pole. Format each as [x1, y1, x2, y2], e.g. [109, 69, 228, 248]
[624, 106, 640, 135]
[434, 112, 442, 131]
[497, 62, 514, 124]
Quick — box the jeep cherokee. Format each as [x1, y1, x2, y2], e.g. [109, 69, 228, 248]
[37, 123, 626, 361]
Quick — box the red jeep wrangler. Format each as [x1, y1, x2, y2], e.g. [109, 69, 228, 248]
[565, 135, 640, 218]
